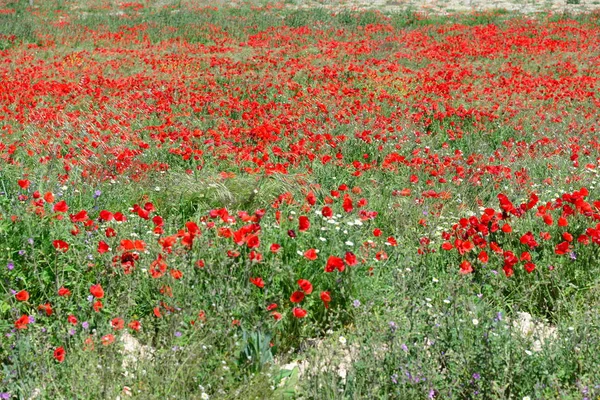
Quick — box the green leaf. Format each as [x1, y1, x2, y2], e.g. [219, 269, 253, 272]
[272, 366, 299, 399]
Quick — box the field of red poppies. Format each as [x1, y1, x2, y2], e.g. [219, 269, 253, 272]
[1, 1, 600, 398]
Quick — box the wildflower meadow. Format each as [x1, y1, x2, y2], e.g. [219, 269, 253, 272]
[1, 1, 600, 398]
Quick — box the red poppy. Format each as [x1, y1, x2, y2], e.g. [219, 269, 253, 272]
[52, 240, 69, 252]
[101, 334, 115, 346]
[111, 318, 125, 330]
[292, 307, 307, 318]
[297, 279, 313, 294]
[524, 262, 536, 273]
[119, 239, 146, 252]
[298, 216, 310, 232]
[272, 312, 282, 321]
[170, 269, 183, 280]
[322, 206, 333, 218]
[270, 243, 282, 253]
[15, 290, 29, 302]
[290, 291, 305, 303]
[90, 284, 104, 299]
[38, 303, 53, 316]
[44, 192, 55, 203]
[83, 336, 95, 351]
[70, 210, 89, 223]
[128, 320, 141, 331]
[501, 224, 512, 233]
[320, 291, 331, 308]
[459, 260, 473, 275]
[93, 301, 103, 312]
[67, 315, 78, 325]
[344, 251, 357, 266]
[478, 250, 488, 263]
[250, 277, 265, 289]
[53, 200, 68, 213]
[266, 303, 278, 311]
[343, 195, 353, 213]
[304, 248, 318, 260]
[555, 241, 570, 255]
[246, 234, 260, 249]
[18, 179, 30, 189]
[15, 315, 30, 329]
[97, 241, 110, 254]
[558, 217, 568, 227]
[325, 256, 345, 272]
[53, 347, 66, 363]
[306, 192, 316, 206]
[99, 210, 114, 221]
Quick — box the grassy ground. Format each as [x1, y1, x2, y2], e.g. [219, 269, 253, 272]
[1, 1, 600, 399]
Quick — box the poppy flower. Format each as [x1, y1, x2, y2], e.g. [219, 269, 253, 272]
[343, 195, 353, 213]
[344, 251, 357, 266]
[459, 260, 473, 275]
[478, 250, 488, 263]
[15, 290, 29, 302]
[90, 284, 104, 299]
[246, 234, 260, 248]
[524, 262, 536, 273]
[99, 210, 114, 222]
[297, 279, 313, 294]
[53, 200, 68, 213]
[170, 269, 183, 279]
[44, 192, 55, 203]
[304, 248, 318, 260]
[18, 179, 30, 189]
[101, 334, 115, 346]
[250, 277, 265, 289]
[298, 216, 310, 232]
[320, 291, 331, 308]
[70, 210, 89, 223]
[111, 318, 125, 330]
[322, 206, 333, 218]
[558, 217, 568, 227]
[38, 303, 53, 316]
[93, 301, 103, 312]
[266, 303, 278, 311]
[325, 256, 345, 272]
[271, 312, 282, 321]
[53, 347, 66, 363]
[83, 337, 95, 352]
[128, 320, 141, 331]
[270, 243, 281, 253]
[97, 241, 110, 254]
[292, 307, 307, 318]
[290, 291, 305, 303]
[555, 241, 570, 255]
[67, 315, 78, 325]
[15, 315, 30, 329]
[52, 240, 69, 252]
